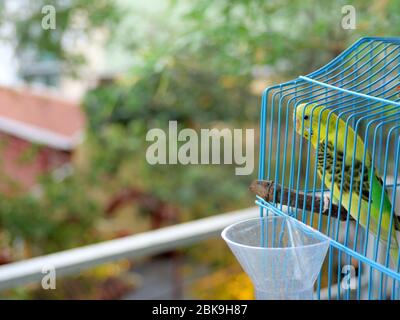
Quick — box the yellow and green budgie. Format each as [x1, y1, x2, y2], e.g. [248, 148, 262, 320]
[294, 103, 400, 265]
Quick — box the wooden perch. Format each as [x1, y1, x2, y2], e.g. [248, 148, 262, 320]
[249, 180, 351, 221]
[250, 180, 400, 231]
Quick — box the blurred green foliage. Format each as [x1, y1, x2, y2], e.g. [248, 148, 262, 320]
[1, 0, 399, 250]
[0, 0, 121, 75]
[1, 0, 400, 298]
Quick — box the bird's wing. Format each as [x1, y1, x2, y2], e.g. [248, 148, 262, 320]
[317, 139, 370, 201]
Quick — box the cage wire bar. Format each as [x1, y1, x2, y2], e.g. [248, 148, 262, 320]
[256, 37, 400, 300]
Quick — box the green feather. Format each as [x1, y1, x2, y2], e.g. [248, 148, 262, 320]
[295, 102, 400, 265]
[315, 136, 399, 265]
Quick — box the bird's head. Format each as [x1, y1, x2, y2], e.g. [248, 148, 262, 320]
[293, 103, 331, 145]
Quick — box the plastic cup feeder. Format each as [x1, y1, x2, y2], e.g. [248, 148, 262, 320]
[222, 215, 330, 300]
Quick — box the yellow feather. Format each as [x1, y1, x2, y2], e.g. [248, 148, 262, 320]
[294, 103, 399, 264]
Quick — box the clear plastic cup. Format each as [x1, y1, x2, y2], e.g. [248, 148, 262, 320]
[222, 215, 330, 300]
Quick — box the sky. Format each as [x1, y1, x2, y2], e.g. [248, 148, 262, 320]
[0, 0, 22, 86]
[0, 43, 17, 86]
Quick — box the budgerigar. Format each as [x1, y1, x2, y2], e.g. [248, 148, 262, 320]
[294, 103, 400, 264]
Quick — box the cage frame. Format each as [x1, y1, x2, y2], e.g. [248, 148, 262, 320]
[256, 37, 400, 300]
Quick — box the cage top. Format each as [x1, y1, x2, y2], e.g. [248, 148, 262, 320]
[299, 37, 400, 105]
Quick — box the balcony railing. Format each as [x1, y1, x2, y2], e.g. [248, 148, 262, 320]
[0, 207, 259, 292]
[0, 206, 368, 299]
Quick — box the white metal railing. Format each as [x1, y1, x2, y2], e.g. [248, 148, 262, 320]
[0, 207, 259, 291]
[0, 206, 369, 299]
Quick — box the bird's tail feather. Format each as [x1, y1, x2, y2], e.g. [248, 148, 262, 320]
[390, 246, 399, 269]
[391, 230, 400, 269]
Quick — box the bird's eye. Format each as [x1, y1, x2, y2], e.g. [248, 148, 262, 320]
[303, 115, 309, 120]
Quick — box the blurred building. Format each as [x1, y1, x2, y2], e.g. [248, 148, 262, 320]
[0, 86, 85, 193]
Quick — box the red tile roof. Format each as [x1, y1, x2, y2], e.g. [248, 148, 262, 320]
[0, 86, 85, 150]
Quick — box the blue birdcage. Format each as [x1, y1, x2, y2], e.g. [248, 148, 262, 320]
[255, 37, 400, 300]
